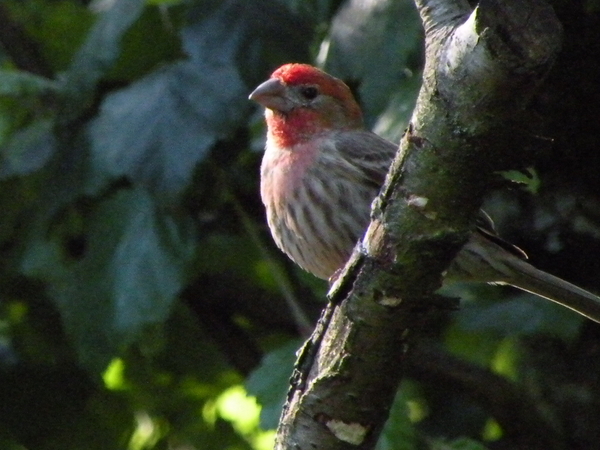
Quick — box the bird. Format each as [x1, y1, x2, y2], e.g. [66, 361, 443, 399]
[249, 62, 600, 323]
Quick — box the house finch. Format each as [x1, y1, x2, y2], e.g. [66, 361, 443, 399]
[250, 63, 600, 323]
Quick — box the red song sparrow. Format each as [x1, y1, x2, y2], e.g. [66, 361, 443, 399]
[250, 63, 600, 323]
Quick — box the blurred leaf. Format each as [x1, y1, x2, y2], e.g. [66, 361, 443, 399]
[282, 0, 340, 23]
[22, 188, 196, 372]
[246, 340, 301, 430]
[499, 168, 541, 194]
[322, 0, 422, 125]
[481, 418, 502, 443]
[216, 385, 260, 435]
[430, 437, 490, 450]
[0, 119, 56, 179]
[107, 5, 184, 81]
[0, 70, 59, 97]
[8, 0, 94, 72]
[444, 309, 503, 368]
[183, 0, 312, 87]
[455, 293, 583, 341]
[59, 0, 146, 119]
[88, 60, 247, 197]
[158, 303, 232, 383]
[194, 233, 262, 279]
[490, 337, 520, 381]
[89, 1, 285, 197]
[376, 388, 417, 450]
[373, 73, 422, 143]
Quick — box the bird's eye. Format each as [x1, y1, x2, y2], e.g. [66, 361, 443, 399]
[299, 86, 319, 100]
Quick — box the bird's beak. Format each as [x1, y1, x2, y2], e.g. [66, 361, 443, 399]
[249, 78, 293, 112]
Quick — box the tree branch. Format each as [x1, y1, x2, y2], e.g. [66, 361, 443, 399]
[275, 0, 562, 449]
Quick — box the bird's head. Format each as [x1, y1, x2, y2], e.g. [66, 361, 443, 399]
[249, 64, 363, 147]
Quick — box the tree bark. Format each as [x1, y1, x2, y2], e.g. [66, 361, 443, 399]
[275, 0, 563, 449]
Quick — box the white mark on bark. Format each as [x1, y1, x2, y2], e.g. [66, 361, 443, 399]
[326, 419, 368, 445]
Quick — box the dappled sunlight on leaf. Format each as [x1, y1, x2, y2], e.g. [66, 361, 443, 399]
[103, 357, 127, 390]
[208, 385, 275, 450]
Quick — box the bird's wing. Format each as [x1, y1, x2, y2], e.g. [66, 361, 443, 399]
[330, 129, 399, 188]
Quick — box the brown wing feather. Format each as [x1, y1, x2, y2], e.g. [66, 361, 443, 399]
[331, 129, 398, 188]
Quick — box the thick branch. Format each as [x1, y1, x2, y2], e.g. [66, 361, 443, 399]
[275, 1, 563, 449]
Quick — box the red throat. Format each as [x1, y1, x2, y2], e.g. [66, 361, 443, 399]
[266, 108, 328, 148]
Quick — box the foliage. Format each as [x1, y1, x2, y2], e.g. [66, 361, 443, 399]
[1, 0, 600, 449]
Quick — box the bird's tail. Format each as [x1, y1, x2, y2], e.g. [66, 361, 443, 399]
[499, 255, 600, 323]
[450, 232, 600, 324]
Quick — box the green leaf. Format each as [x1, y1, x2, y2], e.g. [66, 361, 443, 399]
[246, 340, 301, 430]
[0, 70, 59, 97]
[194, 233, 262, 278]
[376, 388, 417, 450]
[183, 0, 312, 86]
[0, 119, 56, 178]
[106, 5, 184, 82]
[59, 0, 146, 119]
[22, 188, 196, 373]
[498, 168, 541, 194]
[9, 0, 94, 72]
[322, 0, 422, 125]
[373, 73, 423, 143]
[445, 328, 502, 370]
[455, 292, 583, 341]
[159, 303, 232, 384]
[88, 60, 247, 197]
[430, 437, 490, 450]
